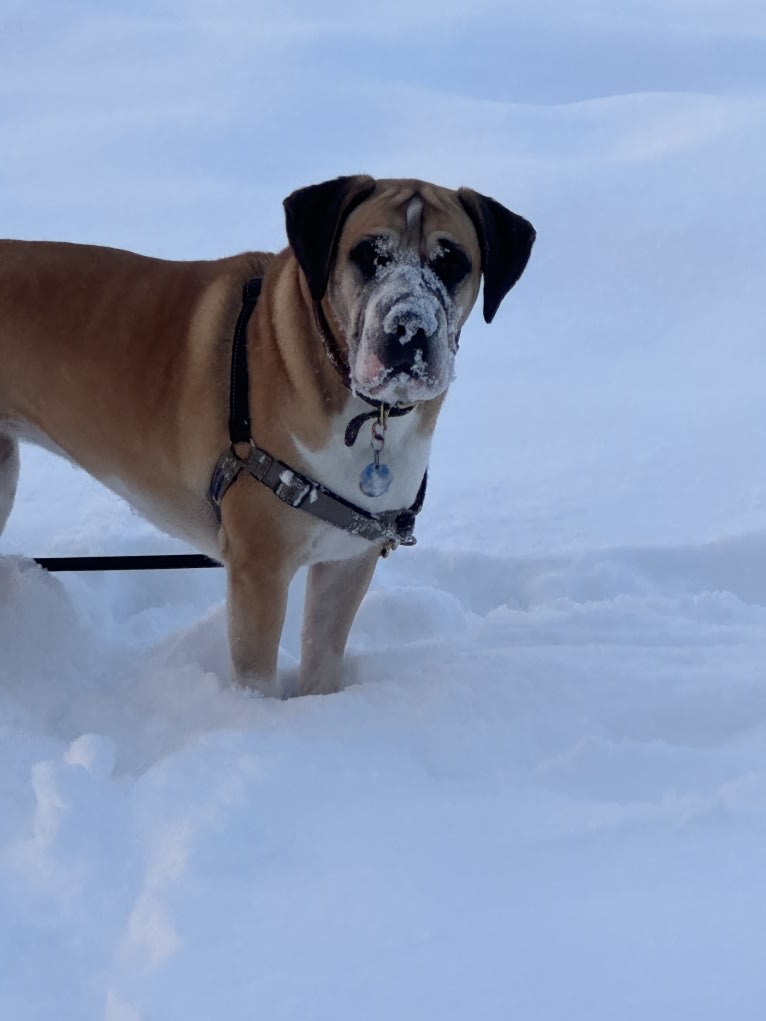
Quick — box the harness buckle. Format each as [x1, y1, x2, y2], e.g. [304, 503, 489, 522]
[394, 509, 417, 547]
[274, 469, 314, 508]
[379, 509, 418, 557]
[245, 445, 274, 481]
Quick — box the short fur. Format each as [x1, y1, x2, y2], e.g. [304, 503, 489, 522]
[0, 176, 535, 696]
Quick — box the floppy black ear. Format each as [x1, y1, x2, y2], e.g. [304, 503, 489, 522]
[284, 175, 376, 301]
[458, 188, 536, 324]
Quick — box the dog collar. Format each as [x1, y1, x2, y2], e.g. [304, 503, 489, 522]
[209, 277, 427, 553]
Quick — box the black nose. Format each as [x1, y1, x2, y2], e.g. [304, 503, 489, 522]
[383, 325, 430, 373]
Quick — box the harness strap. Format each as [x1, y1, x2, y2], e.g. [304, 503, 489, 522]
[210, 277, 428, 553]
[229, 277, 262, 444]
[210, 443, 426, 552]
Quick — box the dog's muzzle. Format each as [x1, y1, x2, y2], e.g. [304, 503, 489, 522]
[353, 267, 454, 400]
[379, 311, 438, 376]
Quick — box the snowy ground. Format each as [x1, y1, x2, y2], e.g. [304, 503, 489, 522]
[3, 3, 766, 1019]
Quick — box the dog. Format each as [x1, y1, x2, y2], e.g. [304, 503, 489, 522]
[0, 175, 535, 696]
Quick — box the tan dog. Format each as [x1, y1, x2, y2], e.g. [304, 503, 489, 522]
[0, 176, 534, 697]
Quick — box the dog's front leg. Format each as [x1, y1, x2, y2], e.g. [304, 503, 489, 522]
[220, 481, 298, 697]
[226, 552, 292, 697]
[299, 548, 380, 696]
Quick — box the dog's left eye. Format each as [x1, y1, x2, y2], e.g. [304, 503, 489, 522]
[430, 242, 471, 289]
[350, 237, 393, 280]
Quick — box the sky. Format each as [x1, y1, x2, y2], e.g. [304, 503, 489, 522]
[5, 1, 766, 251]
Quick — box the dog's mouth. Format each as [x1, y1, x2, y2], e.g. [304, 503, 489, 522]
[352, 347, 449, 404]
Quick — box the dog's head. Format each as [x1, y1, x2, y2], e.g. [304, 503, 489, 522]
[284, 175, 535, 405]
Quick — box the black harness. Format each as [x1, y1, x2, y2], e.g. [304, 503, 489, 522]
[209, 279, 427, 553]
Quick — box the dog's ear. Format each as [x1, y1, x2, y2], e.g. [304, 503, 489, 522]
[284, 175, 376, 301]
[458, 188, 536, 324]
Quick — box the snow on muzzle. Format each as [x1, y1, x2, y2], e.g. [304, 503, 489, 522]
[352, 264, 455, 402]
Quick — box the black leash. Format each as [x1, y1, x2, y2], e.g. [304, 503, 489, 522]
[34, 554, 221, 572]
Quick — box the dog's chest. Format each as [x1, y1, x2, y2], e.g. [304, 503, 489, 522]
[293, 400, 433, 564]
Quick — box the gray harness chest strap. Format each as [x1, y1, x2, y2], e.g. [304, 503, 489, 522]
[210, 444, 423, 551]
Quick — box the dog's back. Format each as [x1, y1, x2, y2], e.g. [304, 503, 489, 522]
[0, 240, 273, 548]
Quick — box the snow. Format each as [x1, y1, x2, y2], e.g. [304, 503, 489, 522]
[3, 2, 766, 1018]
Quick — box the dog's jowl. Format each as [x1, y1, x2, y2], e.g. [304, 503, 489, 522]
[0, 176, 535, 696]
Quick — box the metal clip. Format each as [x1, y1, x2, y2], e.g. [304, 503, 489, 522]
[371, 405, 388, 471]
[275, 470, 313, 508]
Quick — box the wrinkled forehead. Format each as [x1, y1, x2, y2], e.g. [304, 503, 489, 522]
[339, 180, 480, 260]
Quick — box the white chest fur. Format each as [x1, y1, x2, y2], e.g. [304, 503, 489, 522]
[292, 396, 434, 565]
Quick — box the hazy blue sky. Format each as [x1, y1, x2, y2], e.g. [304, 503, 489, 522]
[4, 0, 765, 258]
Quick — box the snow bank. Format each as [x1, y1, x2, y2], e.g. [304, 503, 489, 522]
[4, 532, 766, 1019]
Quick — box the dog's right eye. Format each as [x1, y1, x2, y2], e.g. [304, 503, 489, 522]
[430, 240, 471, 290]
[350, 237, 392, 279]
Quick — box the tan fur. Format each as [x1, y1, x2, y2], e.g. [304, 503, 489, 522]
[0, 178, 532, 697]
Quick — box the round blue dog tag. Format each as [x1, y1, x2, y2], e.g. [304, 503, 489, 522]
[359, 462, 392, 497]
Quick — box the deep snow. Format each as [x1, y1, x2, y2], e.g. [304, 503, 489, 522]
[3, 3, 766, 1019]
